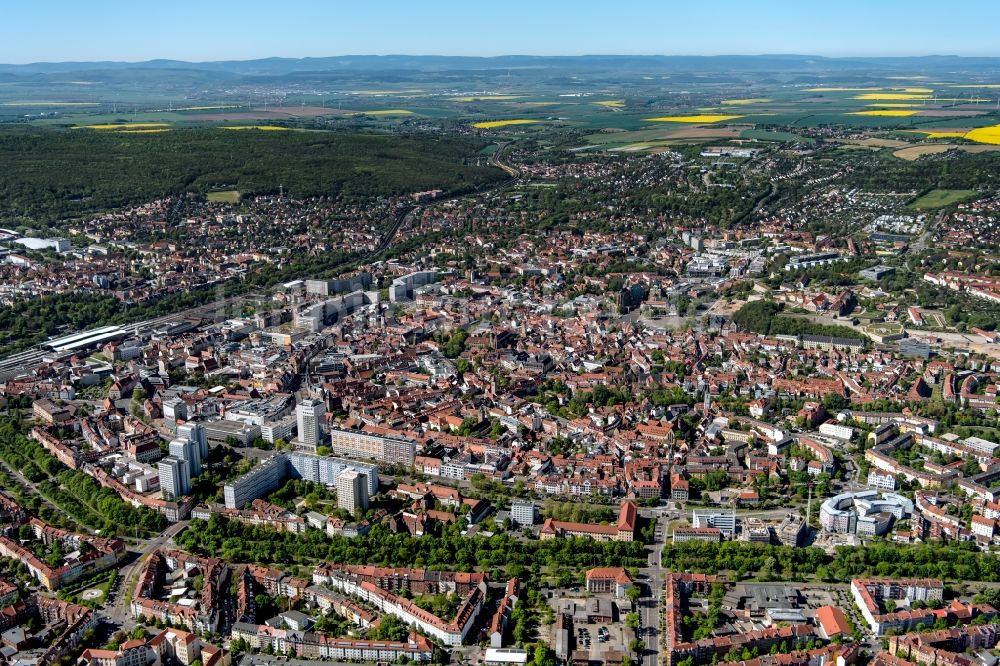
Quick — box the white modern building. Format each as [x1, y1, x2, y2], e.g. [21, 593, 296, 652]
[820, 490, 912, 536]
[158, 456, 191, 500]
[328, 427, 416, 466]
[169, 439, 201, 478]
[223, 452, 378, 509]
[336, 468, 370, 515]
[510, 501, 538, 527]
[692, 510, 736, 537]
[296, 399, 325, 449]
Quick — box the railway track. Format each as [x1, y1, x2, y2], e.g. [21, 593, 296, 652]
[0, 144, 522, 374]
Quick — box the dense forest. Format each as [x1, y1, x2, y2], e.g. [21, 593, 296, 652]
[732, 300, 866, 341]
[0, 127, 503, 223]
[842, 151, 1000, 193]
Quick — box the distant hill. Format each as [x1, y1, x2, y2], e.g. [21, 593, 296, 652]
[3, 54, 1000, 77]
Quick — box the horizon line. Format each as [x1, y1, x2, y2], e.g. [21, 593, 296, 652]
[4, 52, 1000, 67]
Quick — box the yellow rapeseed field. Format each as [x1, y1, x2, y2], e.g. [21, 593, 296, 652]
[910, 124, 1000, 145]
[807, 87, 933, 93]
[472, 119, 541, 129]
[644, 114, 742, 123]
[924, 131, 968, 139]
[964, 125, 1000, 145]
[867, 103, 923, 108]
[82, 123, 171, 129]
[848, 110, 919, 117]
[594, 100, 625, 108]
[804, 87, 880, 92]
[853, 93, 932, 101]
[116, 129, 171, 133]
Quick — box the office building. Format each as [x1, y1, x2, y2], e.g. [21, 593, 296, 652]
[158, 457, 191, 501]
[260, 414, 297, 444]
[336, 468, 369, 515]
[223, 452, 378, 509]
[296, 399, 325, 448]
[510, 501, 538, 527]
[328, 427, 416, 466]
[169, 439, 201, 477]
[176, 423, 209, 461]
[692, 510, 736, 537]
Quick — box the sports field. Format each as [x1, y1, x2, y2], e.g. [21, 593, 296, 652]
[909, 189, 979, 209]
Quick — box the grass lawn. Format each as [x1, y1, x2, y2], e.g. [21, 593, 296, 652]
[207, 190, 241, 204]
[910, 189, 979, 209]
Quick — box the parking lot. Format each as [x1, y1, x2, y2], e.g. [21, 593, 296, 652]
[574, 617, 628, 661]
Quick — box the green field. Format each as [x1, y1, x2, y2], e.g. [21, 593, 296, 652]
[207, 190, 240, 203]
[910, 189, 980, 209]
[740, 128, 813, 143]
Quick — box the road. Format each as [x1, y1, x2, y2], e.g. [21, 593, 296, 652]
[912, 209, 945, 253]
[0, 140, 521, 379]
[102, 520, 189, 628]
[0, 458, 99, 535]
[636, 512, 664, 666]
[489, 142, 520, 178]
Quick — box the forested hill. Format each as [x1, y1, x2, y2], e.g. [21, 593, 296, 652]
[0, 128, 503, 224]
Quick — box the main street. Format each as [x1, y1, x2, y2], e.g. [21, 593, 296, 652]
[102, 520, 189, 628]
[636, 511, 665, 666]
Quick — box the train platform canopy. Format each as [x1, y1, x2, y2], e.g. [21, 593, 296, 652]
[45, 326, 126, 353]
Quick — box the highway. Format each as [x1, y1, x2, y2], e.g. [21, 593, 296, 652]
[489, 142, 520, 178]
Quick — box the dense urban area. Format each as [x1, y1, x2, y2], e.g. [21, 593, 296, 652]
[3, 50, 1000, 666]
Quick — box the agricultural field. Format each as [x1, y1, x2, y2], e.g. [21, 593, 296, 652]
[893, 143, 1000, 160]
[739, 128, 812, 142]
[645, 114, 743, 123]
[472, 119, 543, 129]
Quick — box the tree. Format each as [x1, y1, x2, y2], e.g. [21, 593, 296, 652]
[625, 612, 640, 630]
[626, 584, 642, 610]
[630, 639, 645, 656]
[370, 615, 409, 642]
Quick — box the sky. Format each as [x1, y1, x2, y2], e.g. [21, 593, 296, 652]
[3, 0, 1000, 63]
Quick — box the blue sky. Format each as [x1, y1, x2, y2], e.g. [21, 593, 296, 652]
[3, 0, 1000, 63]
